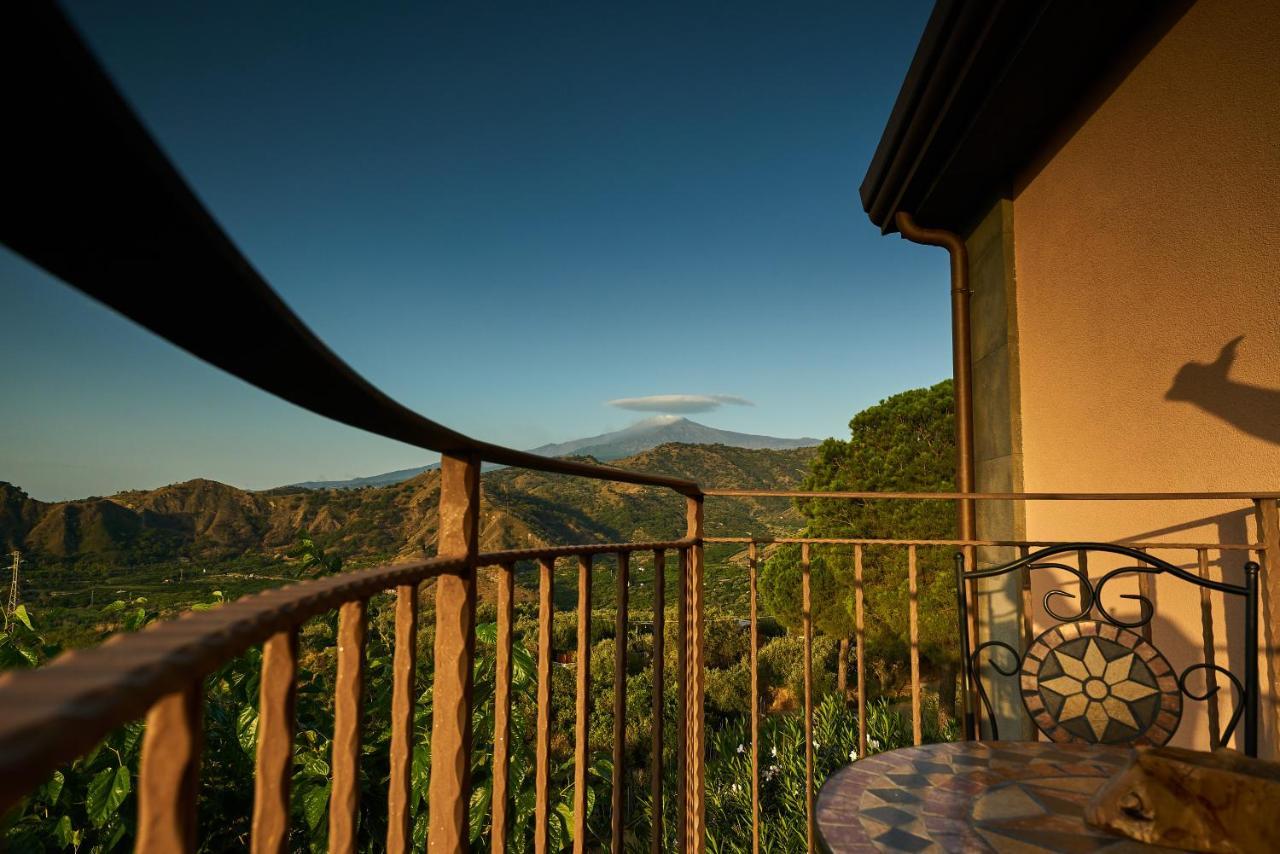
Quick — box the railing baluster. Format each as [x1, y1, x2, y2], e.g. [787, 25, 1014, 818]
[749, 542, 760, 854]
[909, 545, 921, 746]
[854, 544, 866, 759]
[329, 599, 367, 854]
[252, 630, 298, 854]
[802, 542, 814, 854]
[612, 551, 630, 854]
[388, 584, 418, 854]
[650, 549, 665, 854]
[428, 452, 480, 849]
[491, 565, 515, 854]
[536, 557, 555, 853]
[573, 555, 592, 853]
[137, 682, 202, 853]
[685, 495, 706, 854]
[1197, 549, 1221, 748]
[676, 547, 689, 854]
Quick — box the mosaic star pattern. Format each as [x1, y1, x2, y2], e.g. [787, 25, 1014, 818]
[1021, 621, 1181, 746]
[815, 741, 1178, 852]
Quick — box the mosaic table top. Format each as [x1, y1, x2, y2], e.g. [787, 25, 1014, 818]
[815, 740, 1180, 853]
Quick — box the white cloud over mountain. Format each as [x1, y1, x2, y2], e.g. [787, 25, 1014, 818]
[607, 394, 754, 414]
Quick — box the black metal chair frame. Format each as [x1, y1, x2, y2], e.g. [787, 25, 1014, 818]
[954, 543, 1259, 756]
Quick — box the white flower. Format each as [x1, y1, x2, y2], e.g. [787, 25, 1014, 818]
[737, 743, 745, 754]
[771, 746, 778, 758]
[849, 749, 858, 761]
[813, 741, 820, 749]
[869, 737, 882, 751]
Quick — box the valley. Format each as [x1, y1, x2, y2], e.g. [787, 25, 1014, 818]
[2, 442, 817, 647]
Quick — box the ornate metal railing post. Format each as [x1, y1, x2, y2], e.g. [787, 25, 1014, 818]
[428, 452, 481, 850]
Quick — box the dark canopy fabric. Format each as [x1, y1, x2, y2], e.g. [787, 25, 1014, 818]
[0, 2, 698, 496]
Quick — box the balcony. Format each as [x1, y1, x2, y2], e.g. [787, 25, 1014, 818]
[3, 4, 1278, 852]
[1, 470, 1276, 851]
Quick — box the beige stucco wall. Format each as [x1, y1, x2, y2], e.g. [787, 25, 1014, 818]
[966, 200, 1031, 739]
[1009, 0, 1280, 754]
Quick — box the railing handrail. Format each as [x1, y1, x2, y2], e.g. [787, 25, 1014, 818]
[0, 538, 692, 814]
[705, 536, 1263, 551]
[704, 489, 1280, 500]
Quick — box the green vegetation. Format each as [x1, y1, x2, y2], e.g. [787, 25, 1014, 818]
[761, 380, 960, 712]
[2, 592, 954, 853]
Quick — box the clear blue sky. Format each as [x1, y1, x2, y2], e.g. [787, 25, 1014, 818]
[1, 1, 951, 502]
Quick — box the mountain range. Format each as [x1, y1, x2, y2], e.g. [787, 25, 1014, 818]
[0, 442, 816, 566]
[287, 417, 820, 490]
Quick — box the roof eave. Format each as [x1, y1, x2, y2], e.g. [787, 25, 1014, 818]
[860, 0, 1194, 236]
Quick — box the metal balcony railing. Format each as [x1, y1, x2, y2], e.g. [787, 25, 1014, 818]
[703, 488, 1278, 852]
[0, 486, 1274, 853]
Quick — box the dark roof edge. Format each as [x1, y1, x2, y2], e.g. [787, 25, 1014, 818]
[860, 0, 1194, 236]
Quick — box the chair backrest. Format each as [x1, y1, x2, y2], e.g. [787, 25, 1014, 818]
[954, 543, 1259, 756]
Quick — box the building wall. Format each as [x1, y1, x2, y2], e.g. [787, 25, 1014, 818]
[965, 200, 1030, 739]
[1010, 0, 1280, 754]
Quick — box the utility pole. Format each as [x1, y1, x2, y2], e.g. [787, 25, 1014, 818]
[4, 550, 20, 631]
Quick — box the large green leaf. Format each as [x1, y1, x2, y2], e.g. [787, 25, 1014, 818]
[299, 782, 330, 831]
[11, 604, 33, 631]
[297, 750, 330, 779]
[236, 704, 259, 755]
[53, 814, 76, 848]
[45, 769, 65, 805]
[86, 765, 131, 829]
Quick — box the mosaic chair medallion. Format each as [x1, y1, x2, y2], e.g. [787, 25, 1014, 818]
[954, 543, 1260, 756]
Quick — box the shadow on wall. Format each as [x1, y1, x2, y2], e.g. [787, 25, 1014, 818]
[1166, 336, 1280, 445]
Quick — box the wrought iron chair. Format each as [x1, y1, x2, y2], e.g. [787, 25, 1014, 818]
[954, 543, 1260, 756]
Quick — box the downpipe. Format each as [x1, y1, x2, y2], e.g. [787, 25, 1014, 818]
[895, 211, 979, 737]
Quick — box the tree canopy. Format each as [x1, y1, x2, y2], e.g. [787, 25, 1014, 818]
[760, 380, 960, 699]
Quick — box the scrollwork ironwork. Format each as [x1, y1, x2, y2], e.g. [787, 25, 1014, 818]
[969, 640, 1021, 741]
[1030, 561, 1095, 622]
[1092, 566, 1158, 629]
[1179, 663, 1245, 747]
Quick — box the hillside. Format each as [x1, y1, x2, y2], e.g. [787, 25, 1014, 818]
[1, 443, 812, 567]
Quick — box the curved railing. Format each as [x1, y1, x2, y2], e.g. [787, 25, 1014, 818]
[3, 8, 709, 851]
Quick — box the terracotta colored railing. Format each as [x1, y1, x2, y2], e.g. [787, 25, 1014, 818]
[0, 489, 1275, 852]
[704, 489, 1279, 854]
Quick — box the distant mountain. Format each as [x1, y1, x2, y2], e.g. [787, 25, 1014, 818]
[288, 466, 442, 491]
[527, 416, 820, 459]
[286, 417, 820, 491]
[0, 443, 816, 565]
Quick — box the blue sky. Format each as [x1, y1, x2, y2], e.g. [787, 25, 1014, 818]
[1, 1, 951, 502]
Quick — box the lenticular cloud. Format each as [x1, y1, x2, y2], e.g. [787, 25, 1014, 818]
[607, 394, 754, 414]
